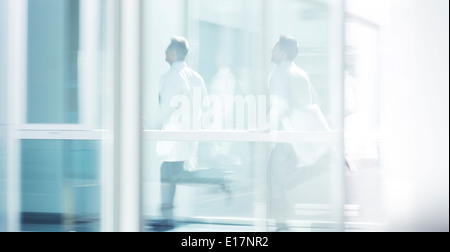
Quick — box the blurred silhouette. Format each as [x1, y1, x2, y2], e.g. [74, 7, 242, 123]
[209, 53, 237, 129]
[207, 53, 243, 165]
[153, 37, 209, 231]
[267, 35, 331, 231]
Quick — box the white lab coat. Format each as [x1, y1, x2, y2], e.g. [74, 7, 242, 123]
[268, 61, 330, 169]
[157, 61, 209, 171]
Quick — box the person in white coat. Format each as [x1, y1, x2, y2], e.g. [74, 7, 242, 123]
[267, 35, 331, 231]
[155, 37, 208, 230]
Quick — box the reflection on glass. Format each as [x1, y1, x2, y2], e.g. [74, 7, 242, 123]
[267, 35, 333, 231]
[143, 0, 342, 232]
[20, 140, 100, 232]
[152, 37, 210, 231]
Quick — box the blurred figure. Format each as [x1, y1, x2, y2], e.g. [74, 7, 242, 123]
[153, 37, 208, 231]
[210, 53, 237, 98]
[208, 52, 237, 130]
[208, 53, 242, 165]
[267, 35, 331, 231]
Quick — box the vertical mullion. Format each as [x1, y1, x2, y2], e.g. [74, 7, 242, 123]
[117, 0, 143, 232]
[112, 0, 121, 232]
[330, 0, 346, 232]
[100, 0, 118, 232]
[6, 0, 27, 232]
[253, 0, 270, 232]
[79, 0, 100, 129]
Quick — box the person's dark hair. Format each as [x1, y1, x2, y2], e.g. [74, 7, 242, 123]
[278, 35, 299, 61]
[168, 36, 189, 60]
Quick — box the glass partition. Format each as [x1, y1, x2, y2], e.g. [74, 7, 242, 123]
[142, 0, 344, 232]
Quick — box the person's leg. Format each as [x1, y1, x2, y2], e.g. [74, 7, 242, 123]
[268, 177, 289, 230]
[160, 162, 176, 222]
[268, 144, 299, 231]
[268, 144, 288, 230]
[160, 161, 185, 223]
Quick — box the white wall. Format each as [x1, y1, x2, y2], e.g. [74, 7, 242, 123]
[382, 0, 449, 231]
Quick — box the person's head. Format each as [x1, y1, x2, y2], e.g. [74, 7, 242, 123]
[165, 36, 189, 65]
[271, 35, 299, 64]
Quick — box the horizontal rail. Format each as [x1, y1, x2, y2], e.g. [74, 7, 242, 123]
[14, 129, 342, 143]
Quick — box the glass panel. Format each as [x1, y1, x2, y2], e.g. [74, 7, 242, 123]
[27, 0, 80, 124]
[17, 0, 114, 232]
[142, 0, 343, 232]
[20, 140, 100, 232]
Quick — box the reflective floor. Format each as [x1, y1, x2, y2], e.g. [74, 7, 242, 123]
[18, 165, 386, 232]
[19, 158, 386, 232]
